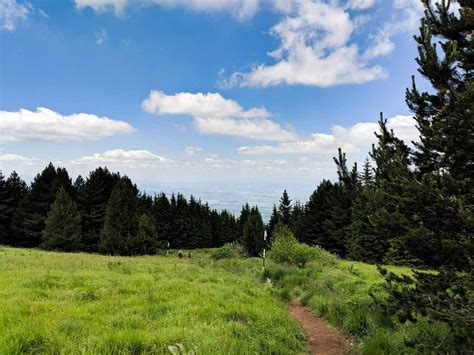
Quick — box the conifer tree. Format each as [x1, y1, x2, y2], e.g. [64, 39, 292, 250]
[379, 2, 474, 351]
[78, 167, 120, 251]
[23, 163, 72, 247]
[0, 171, 12, 244]
[361, 157, 374, 186]
[266, 205, 280, 243]
[241, 206, 264, 256]
[132, 213, 159, 255]
[278, 190, 292, 225]
[41, 187, 82, 251]
[301, 179, 349, 256]
[289, 200, 305, 241]
[238, 203, 251, 237]
[5, 171, 28, 246]
[99, 179, 138, 255]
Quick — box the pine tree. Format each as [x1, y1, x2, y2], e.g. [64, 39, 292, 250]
[0, 171, 13, 244]
[238, 203, 251, 237]
[379, 2, 474, 352]
[41, 187, 82, 251]
[348, 117, 411, 263]
[301, 179, 349, 255]
[99, 179, 138, 255]
[278, 190, 292, 225]
[5, 171, 28, 246]
[132, 213, 159, 255]
[266, 205, 280, 243]
[23, 163, 73, 247]
[78, 167, 120, 252]
[289, 200, 305, 241]
[153, 192, 172, 246]
[361, 157, 374, 186]
[241, 206, 264, 256]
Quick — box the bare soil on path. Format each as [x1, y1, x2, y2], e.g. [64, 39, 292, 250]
[288, 299, 352, 355]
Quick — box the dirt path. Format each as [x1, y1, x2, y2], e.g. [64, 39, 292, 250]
[288, 299, 351, 355]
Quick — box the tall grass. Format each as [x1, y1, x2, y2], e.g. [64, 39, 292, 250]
[254, 251, 453, 354]
[0, 247, 305, 354]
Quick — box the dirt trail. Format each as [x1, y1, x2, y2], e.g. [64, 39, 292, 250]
[288, 299, 351, 355]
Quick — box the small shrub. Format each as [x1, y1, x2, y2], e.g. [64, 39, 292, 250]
[268, 225, 318, 268]
[210, 242, 243, 260]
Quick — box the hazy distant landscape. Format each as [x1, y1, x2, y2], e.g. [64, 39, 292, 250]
[146, 182, 317, 220]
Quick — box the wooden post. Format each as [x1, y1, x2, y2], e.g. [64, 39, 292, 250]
[263, 230, 267, 271]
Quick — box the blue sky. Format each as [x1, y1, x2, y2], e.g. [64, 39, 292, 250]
[0, 0, 429, 217]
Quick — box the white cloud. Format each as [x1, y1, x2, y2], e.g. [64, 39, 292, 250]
[0, 0, 30, 31]
[222, 0, 387, 88]
[142, 90, 270, 119]
[71, 149, 170, 168]
[346, 0, 376, 10]
[185, 146, 203, 155]
[194, 117, 296, 141]
[95, 28, 107, 44]
[74, 0, 260, 20]
[362, 0, 434, 60]
[238, 115, 418, 154]
[142, 91, 296, 141]
[0, 153, 38, 165]
[0, 107, 134, 142]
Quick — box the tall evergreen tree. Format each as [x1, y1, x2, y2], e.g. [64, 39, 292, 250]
[266, 205, 280, 243]
[23, 163, 72, 247]
[241, 206, 264, 256]
[99, 179, 139, 255]
[238, 203, 251, 237]
[278, 190, 292, 225]
[78, 167, 120, 251]
[41, 187, 82, 251]
[4, 171, 28, 246]
[132, 213, 159, 255]
[379, 2, 474, 352]
[153, 192, 172, 245]
[0, 171, 13, 244]
[289, 200, 305, 241]
[361, 157, 374, 186]
[348, 117, 412, 263]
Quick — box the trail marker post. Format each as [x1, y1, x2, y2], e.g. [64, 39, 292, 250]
[263, 230, 267, 271]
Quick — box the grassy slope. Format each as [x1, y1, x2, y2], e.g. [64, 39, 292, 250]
[258, 255, 452, 354]
[0, 247, 304, 354]
[0, 247, 451, 354]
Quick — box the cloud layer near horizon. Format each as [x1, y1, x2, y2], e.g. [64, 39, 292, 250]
[238, 115, 418, 154]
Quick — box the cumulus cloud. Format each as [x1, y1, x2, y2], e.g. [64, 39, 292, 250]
[0, 107, 134, 142]
[0, 0, 30, 31]
[74, 0, 260, 20]
[185, 146, 203, 155]
[71, 149, 170, 168]
[0, 153, 38, 165]
[142, 91, 296, 141]
[346, 0, 376, 10]
[238, 115, 418, 154]
[193, 117, 296, 141]
[222, 0, 388, 88]
[142, 90, 270, 119]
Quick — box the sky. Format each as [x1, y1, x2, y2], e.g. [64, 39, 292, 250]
[0, 0, 431, 218]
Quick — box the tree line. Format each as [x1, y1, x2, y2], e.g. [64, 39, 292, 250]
[0, 164, 269, 256]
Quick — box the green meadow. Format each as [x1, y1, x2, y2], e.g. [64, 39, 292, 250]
[0, 247, 450, 354]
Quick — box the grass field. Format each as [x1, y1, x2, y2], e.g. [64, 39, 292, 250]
[0, 246, 452, 354]
[0, 247, 304, 354]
